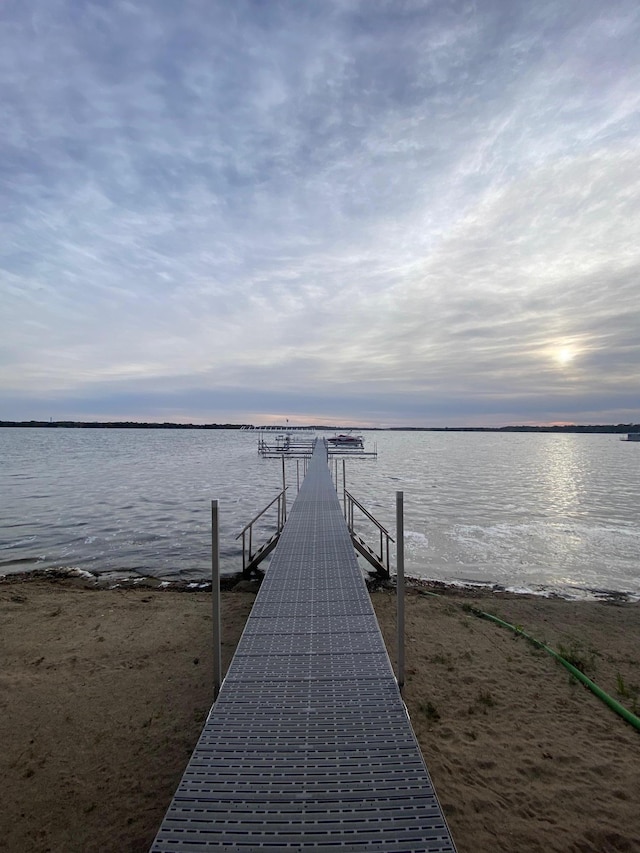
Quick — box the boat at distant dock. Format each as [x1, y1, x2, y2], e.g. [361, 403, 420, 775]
[327, 433, 364, 448]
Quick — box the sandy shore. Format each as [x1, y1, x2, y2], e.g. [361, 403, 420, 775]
[1, 575, 638, 853]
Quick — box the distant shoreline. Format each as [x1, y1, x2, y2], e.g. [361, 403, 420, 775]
[1, 420, 639, 433]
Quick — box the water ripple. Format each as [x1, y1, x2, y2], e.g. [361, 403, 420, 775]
[1, 428, 638, 596]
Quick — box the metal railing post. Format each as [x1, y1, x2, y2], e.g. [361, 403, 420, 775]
[211, 500, 222, 701]
[342, 459, 346, 519]
[281, 455, 287, 523]
[396, 491, 405, 695]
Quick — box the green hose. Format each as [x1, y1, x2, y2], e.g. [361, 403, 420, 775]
[399, 582, 640, 732]
[466, 604, 640, 733]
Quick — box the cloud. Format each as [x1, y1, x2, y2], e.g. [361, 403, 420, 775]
[1, 0, 639, 424]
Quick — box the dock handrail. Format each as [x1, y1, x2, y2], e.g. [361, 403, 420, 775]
[235, 488, 288, 577]
[344, 488, 394, 578]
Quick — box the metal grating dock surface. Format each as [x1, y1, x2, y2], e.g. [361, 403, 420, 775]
[151, 441, 456, 852]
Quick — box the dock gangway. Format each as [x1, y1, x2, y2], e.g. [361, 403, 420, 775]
[151, 440, 456, 851]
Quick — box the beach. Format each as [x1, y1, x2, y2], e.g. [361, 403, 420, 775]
[1, 575, 638, 853]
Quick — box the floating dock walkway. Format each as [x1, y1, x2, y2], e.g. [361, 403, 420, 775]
[151, 440, 456, 852]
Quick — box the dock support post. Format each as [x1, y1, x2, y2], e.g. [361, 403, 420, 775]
[281, 455, 287, 523]
[211, 500, 222, 701]
[396, 491, 405, 695]
[342, 459, 346, 519]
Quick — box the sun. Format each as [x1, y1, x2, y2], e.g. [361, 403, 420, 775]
[554, 346, 576, 366]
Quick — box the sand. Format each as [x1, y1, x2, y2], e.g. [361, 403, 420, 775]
[1, 575, 638, 853]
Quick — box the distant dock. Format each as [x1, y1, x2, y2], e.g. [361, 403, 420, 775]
[257, 429, 377, 459]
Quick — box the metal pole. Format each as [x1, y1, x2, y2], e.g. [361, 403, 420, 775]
[342, 459, 346, 519]
[396, 491, 405, 695]
[211, 500, 222, 701]
[297, 459, 300, 493]
[281, 455, 287, 523]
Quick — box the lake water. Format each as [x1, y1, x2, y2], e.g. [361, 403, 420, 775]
[1, 428, 638, 599]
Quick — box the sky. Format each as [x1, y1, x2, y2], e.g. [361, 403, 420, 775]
[2, 0, 639, 427]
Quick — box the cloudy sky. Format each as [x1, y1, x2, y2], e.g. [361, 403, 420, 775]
[2, 0, 639, 426]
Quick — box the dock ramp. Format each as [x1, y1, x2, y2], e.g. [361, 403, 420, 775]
[151, 440, 456, 851]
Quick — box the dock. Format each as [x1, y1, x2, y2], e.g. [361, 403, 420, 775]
[151, 440, 456, 851]
[257, 431, 377, 459]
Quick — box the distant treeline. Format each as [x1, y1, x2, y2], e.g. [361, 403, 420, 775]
[0, 421, 249, 429]
[1, 420, 639, 433]
[387, 424, 640, 434]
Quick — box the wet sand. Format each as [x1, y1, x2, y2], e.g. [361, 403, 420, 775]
[1, 575, 638, 853]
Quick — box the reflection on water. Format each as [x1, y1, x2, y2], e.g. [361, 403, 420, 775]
[538, 437, 581, 516]
[343, 431, 639, 599]
[1, 428, 638, 598]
